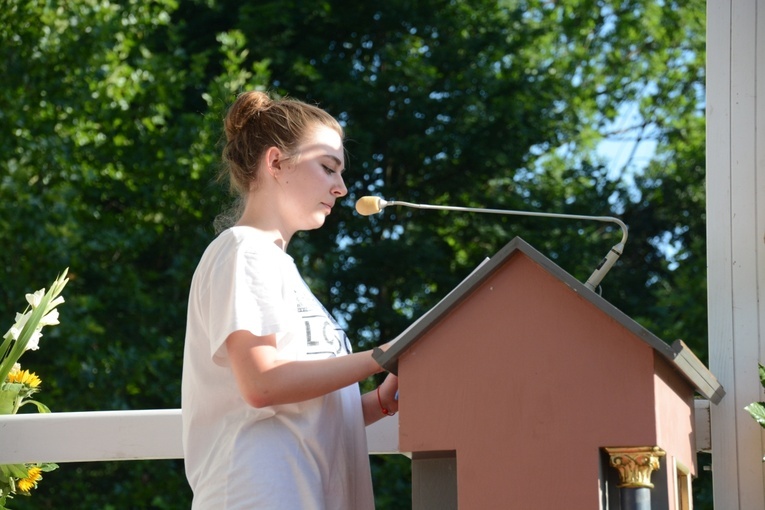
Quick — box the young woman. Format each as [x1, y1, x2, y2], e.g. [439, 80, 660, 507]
[181, 91, 399, 509]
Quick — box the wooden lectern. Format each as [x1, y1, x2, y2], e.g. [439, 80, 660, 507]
[374, 237, 723, 510]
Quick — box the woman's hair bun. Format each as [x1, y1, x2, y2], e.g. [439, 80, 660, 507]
[225, 91, 271, 137]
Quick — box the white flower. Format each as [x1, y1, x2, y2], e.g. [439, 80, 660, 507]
[25, 289, 46, 309]
[25, 330, 43, 351]
[39, 309, 60, 327]
[6, 311, 32, 341]
[45, 296, 65, 314]
[3, 308, 52, 351]
[0, 268, 68, 399]
[4, 296, 62, 345]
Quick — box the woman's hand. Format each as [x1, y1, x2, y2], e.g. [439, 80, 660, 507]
[377, 372, 399, 415]
[363, 371, 399, 425]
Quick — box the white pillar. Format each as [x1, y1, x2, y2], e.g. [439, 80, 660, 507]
[706, 0, 765, 507]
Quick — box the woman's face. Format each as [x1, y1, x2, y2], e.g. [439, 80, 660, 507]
[276, 124, 347, 233]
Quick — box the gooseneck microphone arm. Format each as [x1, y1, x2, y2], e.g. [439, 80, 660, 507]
[355, 196, 628, 292]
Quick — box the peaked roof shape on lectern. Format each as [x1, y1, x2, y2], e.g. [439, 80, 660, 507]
[372, 236, 725, 404]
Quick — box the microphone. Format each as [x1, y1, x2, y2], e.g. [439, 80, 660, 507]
[355, 195, 628, 292]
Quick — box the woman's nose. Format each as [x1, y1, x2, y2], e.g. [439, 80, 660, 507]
[332, 175, 348, 197]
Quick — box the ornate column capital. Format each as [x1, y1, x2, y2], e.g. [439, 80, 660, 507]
[604, 446, 666, 488]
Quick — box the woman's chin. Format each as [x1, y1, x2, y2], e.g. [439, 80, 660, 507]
[303, 215, 327, 231]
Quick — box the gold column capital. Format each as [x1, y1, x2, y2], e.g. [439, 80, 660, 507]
[604, 446, 666, 489]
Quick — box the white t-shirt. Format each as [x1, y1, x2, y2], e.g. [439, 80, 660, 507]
[181, 227, 374, 510]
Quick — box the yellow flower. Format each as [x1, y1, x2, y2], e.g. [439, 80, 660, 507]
[16, 466, 42, 494]
[6, 369, 41, 388]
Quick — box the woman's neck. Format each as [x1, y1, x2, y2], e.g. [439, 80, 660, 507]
[235, 201, 291, 251]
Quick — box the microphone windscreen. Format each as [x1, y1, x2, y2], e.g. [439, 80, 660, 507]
[355, 196, 382, 216]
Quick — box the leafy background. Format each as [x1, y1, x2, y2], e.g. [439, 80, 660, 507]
[1, 0, 711, 508]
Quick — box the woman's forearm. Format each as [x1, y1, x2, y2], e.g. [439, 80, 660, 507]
[227, 330, 383, 407]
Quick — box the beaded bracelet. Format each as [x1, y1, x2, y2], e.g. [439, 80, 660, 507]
[377, 386, 396, 416]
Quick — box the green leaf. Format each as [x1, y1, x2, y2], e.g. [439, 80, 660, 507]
[0, 463, 29, 479]
[18, 399, 51, 413]
[758, 363, 765, 389]
[745, 402, 765, 428]
[38, 463, 58, 473]
[0, 386, 20, 414]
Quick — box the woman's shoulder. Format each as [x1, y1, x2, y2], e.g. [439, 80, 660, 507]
[193, 227, 294, 286]
[204, 227, 292, 268]
[211, 227, 280, 252]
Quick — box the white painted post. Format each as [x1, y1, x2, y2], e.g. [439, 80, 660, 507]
[706, 0, 765, 507]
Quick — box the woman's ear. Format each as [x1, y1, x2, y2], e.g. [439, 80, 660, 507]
[264, 146, 284, 178]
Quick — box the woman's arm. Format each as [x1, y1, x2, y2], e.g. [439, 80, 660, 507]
[226, 329, 385, 408]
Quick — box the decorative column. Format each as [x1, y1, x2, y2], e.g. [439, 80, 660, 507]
[604, 446, 666, 510]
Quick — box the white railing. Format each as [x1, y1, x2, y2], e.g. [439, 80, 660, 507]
[0, 400, 711, 464]
[0, 409, 400, 464]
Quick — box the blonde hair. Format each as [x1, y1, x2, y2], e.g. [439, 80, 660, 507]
[214, 91, 344, 232]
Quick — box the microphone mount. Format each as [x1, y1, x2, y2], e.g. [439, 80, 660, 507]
[355, 196, 628, 292]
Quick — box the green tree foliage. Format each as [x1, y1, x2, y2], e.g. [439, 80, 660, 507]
[0, 0, 709, 508]
[0, 1, 265, 507]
